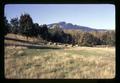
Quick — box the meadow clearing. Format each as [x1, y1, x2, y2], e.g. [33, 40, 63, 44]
[5, 45, 115, 79]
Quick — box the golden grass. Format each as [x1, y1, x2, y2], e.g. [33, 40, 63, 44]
[5, 45, 115, 79]
[5, 33, 44, 44]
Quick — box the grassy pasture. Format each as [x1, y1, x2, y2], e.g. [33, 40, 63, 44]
[5, 45, 115, 79]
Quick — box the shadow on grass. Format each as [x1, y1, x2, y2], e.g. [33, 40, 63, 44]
[5, 37, 40, 45]
[27, 45, 61, 49]
[5, 43, 62, 49]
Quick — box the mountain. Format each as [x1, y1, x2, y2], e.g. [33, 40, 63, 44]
[47, 21, 107, 32]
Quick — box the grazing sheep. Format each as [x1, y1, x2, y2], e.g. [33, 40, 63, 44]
[53, 43, 56, 45]
[75, 44, 79, 47]
[67, 44, 72, 48]
[47, 42, 52, 45]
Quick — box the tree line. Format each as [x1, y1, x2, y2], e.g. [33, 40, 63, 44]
[64, 30, 115, 46]
[4, 13, 115, 46]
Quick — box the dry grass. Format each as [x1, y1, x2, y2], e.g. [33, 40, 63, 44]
[5, 33, 44, 43]
[5, 45, 115, 79]
[4, 33, 115, 79]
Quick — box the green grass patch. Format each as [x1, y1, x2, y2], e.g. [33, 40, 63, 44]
[65, 50, 103, 56]
[23, 48, 62, 56]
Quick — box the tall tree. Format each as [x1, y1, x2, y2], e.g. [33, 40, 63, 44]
[32, 23, 40, 37]
[41, 24, 49, 40]
[10, 17, 19, 34]
[103, 31, 115, 46]
[19, 13, 33, 40]
[4, 16, 9, 35]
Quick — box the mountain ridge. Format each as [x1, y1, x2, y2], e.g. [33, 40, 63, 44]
[47, 21, 109, 32]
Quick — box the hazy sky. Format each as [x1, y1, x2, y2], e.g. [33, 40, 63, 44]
[5, 4, 115, 30]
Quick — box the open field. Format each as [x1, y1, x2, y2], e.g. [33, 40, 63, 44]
[5, 45, 115, 79]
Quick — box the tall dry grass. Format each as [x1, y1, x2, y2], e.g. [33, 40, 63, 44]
[5, 46, 115, 79]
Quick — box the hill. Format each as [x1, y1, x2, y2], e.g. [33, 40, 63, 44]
[48, 21, 108, 32]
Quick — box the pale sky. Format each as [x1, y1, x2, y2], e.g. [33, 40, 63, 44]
[5, 4, 115, 30]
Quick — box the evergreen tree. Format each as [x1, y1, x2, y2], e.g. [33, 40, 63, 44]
[4, 16, 10, 35]
[10, 17, 19, 34]
[19, 13, 34, 40]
